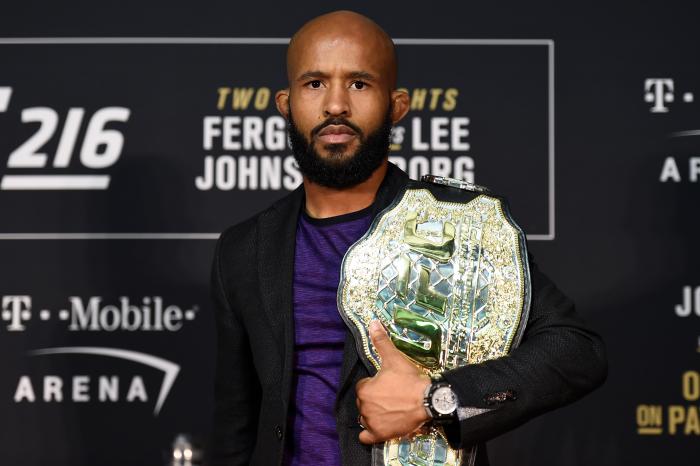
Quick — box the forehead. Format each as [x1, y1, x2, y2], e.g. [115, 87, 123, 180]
[288, 30, 391, 80]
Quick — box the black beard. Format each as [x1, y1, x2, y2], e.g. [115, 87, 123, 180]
[287, 107, 393, 189]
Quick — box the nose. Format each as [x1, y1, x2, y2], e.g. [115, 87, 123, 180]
[323, 82, 351, 118]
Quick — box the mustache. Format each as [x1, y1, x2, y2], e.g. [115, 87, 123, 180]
[310, 117, 363, 138]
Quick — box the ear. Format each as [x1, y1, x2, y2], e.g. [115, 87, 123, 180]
[275, 88, 290, 120]
[390, 89, 410, 124]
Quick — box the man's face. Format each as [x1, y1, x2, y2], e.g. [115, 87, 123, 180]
[278, 29, 402, 188]
[286, 105, 393, 189]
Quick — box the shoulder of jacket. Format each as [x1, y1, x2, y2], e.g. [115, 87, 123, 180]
[217, 185, 302, 249]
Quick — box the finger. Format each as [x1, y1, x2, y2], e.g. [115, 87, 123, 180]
[369, 319, 399, 366]
[359, 429, 378, 445]
[355, 377, 370, 395]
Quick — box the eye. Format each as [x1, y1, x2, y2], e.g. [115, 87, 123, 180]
[307, 80, 322, 89]
[351, 81, 367, 90]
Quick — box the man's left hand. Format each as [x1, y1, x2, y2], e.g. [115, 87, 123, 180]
[356, 320, 432, 444]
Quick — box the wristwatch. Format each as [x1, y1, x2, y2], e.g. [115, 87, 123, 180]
[423, 377, 459, 424]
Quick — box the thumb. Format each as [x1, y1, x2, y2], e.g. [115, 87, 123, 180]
[369, 320, 400, 366]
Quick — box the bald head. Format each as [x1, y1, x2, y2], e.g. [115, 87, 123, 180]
[274, 10, 409, 186]
[286, 10, 398, 89]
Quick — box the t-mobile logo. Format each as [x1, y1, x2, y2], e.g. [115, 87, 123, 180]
[1, 296, 32, 331]
[644, 78, 694, 113]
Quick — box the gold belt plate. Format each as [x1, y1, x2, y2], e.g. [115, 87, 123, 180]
[338, 187, 530, 466]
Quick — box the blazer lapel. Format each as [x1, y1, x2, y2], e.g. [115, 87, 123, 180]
[257, 187, 304, 378]
[335, 330, 361, 412]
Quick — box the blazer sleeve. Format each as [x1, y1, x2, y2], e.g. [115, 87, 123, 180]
[210, 229, 262, 465]
[440, 255, 608, 448]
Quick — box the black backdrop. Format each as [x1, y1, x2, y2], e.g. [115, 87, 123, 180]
[1, 1, 699, 465]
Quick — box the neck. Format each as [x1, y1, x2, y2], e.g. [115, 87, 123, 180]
[303, 161, 388, 219]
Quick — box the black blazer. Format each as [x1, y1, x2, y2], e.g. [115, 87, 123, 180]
[210, 163, 607, 466]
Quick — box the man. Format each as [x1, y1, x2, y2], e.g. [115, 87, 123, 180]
[211, 10, 607, 466]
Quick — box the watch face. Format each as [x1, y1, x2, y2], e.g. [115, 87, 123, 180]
[431, 386, 458, 415]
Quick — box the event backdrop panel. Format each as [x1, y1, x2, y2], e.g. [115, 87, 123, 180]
[0, 40, 550, 237]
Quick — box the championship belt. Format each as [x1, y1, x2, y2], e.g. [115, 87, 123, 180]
[338, 175, 531, 466]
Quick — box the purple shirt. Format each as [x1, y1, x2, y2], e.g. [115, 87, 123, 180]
[283, 206, 372, 466]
